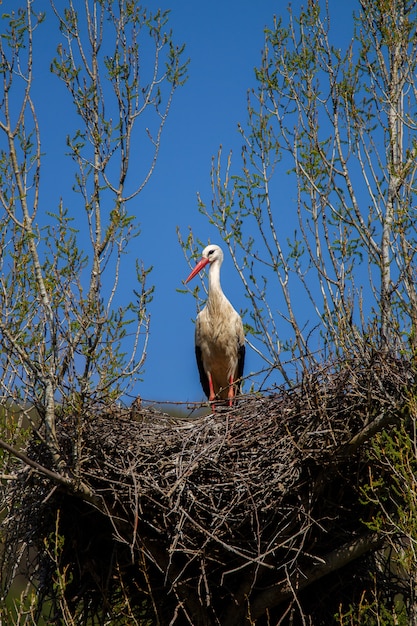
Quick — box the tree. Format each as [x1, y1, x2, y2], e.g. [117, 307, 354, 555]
[0, 0, 187, 618]
[0, 1, 186, 457]
[182, 0, 417, 386]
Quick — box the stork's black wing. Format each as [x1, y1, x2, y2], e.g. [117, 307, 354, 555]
[195, 344, 210, 399]
[236, 341, 245, 393]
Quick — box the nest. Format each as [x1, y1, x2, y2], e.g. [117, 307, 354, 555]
[1, 352, 415, 625]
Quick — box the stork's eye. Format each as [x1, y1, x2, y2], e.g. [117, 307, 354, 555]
[208, 249, 215, 256]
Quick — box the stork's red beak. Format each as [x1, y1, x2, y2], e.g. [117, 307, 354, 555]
[185, 257, 210, 283]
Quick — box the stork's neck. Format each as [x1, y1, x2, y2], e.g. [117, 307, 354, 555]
[207, 260, 227, 310]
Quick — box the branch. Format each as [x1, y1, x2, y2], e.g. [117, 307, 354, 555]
[0, 437, 101, 508]
[340, 409, 400, 457]
[250, 531, 382, 620]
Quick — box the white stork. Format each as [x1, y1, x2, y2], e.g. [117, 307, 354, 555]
[185, 244, 245, 405]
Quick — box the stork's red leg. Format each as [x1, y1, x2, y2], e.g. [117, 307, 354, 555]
[228, 376, 235, 406]
[208, 373, 216, 403]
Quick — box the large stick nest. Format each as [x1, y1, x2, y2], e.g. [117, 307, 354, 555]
[2, 352, 415, 624]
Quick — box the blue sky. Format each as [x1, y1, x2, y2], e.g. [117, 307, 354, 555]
[138, 0, 286, 404]
[4, 1, 357, 406]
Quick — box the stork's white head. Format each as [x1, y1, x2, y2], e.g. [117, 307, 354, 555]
[202, 244, 223, 265]
[185, 244, 223, 284]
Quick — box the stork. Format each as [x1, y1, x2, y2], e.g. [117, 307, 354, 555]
[185, 244, 245, 406]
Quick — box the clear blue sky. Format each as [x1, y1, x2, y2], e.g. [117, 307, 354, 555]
[6, 1, 356, 406]
[138, 0, 286, 404]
